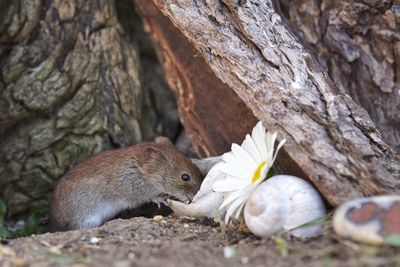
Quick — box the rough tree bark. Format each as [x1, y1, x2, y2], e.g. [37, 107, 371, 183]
[0, 0, 179, 216]
[142, 0, 400, 206]
[277, 0, 400, 152]
[135, 1, 258, 157]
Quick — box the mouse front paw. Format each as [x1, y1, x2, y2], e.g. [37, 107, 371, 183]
[152, 196, 170, 208]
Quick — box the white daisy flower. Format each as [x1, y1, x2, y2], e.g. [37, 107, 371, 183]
[212, 121, 286, 224]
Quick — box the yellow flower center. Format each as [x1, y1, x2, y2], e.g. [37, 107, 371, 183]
[251, 161, 267, 183]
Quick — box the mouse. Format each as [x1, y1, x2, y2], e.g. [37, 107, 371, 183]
[49, 137, 202, 231]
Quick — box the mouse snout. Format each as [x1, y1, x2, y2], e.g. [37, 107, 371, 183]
[173, 193, 191, 204]
[167, 189, 192, 204]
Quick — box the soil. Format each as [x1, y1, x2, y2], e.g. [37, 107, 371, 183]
[1, 215, 399, 267]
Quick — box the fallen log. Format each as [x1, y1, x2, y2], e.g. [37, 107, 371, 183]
[135, 0, 400, 206]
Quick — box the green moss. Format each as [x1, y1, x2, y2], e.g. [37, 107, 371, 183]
[0, 198, 46, 239]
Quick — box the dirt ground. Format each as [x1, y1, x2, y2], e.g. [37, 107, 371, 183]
[1, 215, 399, 267]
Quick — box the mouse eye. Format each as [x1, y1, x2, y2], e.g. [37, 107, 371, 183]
[181, 173, 191, 182]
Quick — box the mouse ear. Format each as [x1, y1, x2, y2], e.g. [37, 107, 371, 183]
[155, 136, 172, 145]
[138, 146, 165, 173]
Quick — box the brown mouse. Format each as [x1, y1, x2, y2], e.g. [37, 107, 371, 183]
[49, 137, 202, 231]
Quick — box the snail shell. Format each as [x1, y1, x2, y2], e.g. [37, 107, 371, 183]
[244, 175, 326, 238]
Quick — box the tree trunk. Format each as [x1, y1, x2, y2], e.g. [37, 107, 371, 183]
[277, 0, 400, 152]
[139, 0, 400, 206]
[0, 0, 179, 216]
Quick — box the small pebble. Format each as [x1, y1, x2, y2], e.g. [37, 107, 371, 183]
[153, 215, 163, 222]
[89, 237, 100, 244]
[49, 246, 62, 254]
[183, 223, 189, 228]
[13, 258, 27, 267]
[333, 195, 400, 245]
[223, 246, 236, 258]
[0, 245, 16, 257]
[114, 260, 131, 267]
[241, 256, 249, 264]
[128, 252, 135, 259]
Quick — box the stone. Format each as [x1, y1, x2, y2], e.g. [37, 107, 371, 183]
[333, 195, 400, 245]
[152, 215, 163, 222]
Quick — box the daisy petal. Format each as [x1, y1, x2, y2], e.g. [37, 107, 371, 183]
[272, 138, 286, 164]
[252, 122, 267, 158]
[222, 151, 237, 165]
[266, 132, 277, 154]
[241, 134, 262, 162]
[216, 162, 252, 180]
[213, 179, 249, 192]
[233, 199, 247, 219]
[224, 193, 250, 223]
[219, 188, 247, 209]
[225, 202, 238, 224]
[222, 154, 240, 169]
[231, 144, 257, 169]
